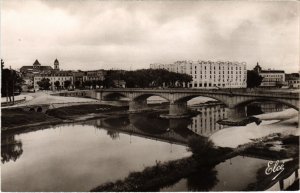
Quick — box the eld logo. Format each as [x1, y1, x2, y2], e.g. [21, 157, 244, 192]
[265, 160, 285, 180]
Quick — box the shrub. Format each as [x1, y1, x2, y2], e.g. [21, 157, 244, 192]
[187, 136, 217, 159]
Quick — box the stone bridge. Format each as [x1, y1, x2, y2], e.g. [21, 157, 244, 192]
[92, 88, 299, 118]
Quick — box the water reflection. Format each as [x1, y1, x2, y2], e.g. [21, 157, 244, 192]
[1, 125, 190, 192]
[161, 156, 269, 192]
[189, 105, 228, 136]
[186, 167, 219, 191]
[85, 105, 230, 145]
[1, 134, 23, 164]
[246, 102, 289, 116]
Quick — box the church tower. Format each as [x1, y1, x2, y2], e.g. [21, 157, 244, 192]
[54, 59, 59, 70]
[253, 62, 261, 73]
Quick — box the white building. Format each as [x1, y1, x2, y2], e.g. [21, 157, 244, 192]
[33, 71, 74, 90]
[150, 60, 247, 89]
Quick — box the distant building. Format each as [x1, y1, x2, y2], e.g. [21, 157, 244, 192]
[254, 63, 285, 88]
[20, 59, 59, 89]
[72, 70, 106, 88]
[83, 70, 106, 82]
[33, 71, 73, 90]
[20, 59, 53, 75]
[286, 73, 300, 88]
[113, 79, 126, 88]
[150, 60, 247, 89]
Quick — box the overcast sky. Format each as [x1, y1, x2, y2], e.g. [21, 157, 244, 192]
[1, 0, 299, 72]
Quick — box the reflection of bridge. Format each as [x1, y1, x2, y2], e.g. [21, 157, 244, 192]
[90, 89, 299, 118]
[86, 118, 199, 145]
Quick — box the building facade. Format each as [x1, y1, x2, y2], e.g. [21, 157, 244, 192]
[150, 60, 247, 89]
[33, 71, 74, 90]
[286, 73, 300, 88]
[254, 63, 285, 88]
[20, 59, 59, 90]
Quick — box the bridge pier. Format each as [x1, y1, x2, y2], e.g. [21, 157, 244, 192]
[160, 102, 190, 118]
[128, 100, 150, 113]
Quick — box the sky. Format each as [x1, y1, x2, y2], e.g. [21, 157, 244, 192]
[0, 0, 299, 72]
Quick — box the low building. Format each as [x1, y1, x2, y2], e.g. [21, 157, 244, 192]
[113, 80, 126, 88]
[33, 71, 74, 90]
[83, 70, 106, 82]
[286, 73, 300, 88]
[254, 63, 286, 88]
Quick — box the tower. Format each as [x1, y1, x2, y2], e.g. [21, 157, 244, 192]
[54, 59, 59, 70]
[33, 59, 41, 69]
[253, 62, 261, 73]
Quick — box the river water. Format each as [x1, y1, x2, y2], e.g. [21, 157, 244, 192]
[1, 100, 291, 191]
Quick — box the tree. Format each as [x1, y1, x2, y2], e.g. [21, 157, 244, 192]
[91, 80, 97, 89]
[64, 80, 71, 89]
[96, 80, 103, 88]
[83, 80, 92, 89]
[247, 70, 263, 88]
[74, 80, 81, 89]
[1, 59, 24, 101]
[54, 81, 60, 90]
[37, 78, 51, 90]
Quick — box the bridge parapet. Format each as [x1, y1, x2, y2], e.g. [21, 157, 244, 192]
[94, 88, 299, 117]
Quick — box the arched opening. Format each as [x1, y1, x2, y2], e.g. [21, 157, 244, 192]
[133, 94, 169, 103]
[175, 95, 227, 107]
[29, 108, 35, 112]
[129, 94, 170, 113]
[103, 93, 129, 101]
[36, 107, 43, 112]
[235, 98, 298, 117]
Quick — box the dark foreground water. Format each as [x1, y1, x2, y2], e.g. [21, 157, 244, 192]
[161, 156, 268, 191]
[1, 102, 290, 191]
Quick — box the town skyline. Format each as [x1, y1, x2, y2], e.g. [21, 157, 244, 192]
[1, 0, 299, 73]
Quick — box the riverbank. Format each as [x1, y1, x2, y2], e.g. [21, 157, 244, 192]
[1, 104, 128, 132]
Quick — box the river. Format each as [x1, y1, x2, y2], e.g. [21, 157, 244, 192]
[1, 99, 294, 191]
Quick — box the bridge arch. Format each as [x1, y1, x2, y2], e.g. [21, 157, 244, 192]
[132, 93, 170, 102]
[36, 106, 43, 112]
[102, 92, 129, 100]
[174, 94, 229, 107]
[233, 98, 299, 111]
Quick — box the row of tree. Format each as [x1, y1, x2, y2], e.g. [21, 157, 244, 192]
[37, 79, 72, 90]
[104, 69, 193, 88]
[1, 59, 24, 102]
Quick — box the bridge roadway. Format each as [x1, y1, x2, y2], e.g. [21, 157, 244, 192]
[92, 88, 299, 118]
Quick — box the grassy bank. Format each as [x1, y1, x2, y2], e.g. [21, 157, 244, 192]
[46, 104, 128, 119]
[1, 108, 62, 129]
[1, 104, 128, 131]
